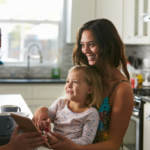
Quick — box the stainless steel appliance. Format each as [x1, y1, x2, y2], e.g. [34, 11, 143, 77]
[143, 98, 150, 150]
[122, 96, 145, 150]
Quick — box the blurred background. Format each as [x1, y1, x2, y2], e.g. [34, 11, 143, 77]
[0, 1, 150, 150]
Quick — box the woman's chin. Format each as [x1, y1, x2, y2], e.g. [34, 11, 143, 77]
[88, 61, 96, 66]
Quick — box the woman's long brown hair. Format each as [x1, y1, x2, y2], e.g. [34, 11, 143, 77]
[73, 18, 130, 80]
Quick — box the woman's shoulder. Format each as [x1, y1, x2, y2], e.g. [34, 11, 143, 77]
[111, 80, 134, 107]
[115, 80, 133, 94]
[108, 79, 131, 96]
[110, 79, 131, 93]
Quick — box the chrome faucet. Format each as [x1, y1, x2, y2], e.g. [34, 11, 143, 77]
[27, 42, 43, 73]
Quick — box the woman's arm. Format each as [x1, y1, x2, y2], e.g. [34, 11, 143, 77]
[0, 145, 10, 150]
[49, 82, 134, 150]
[79, 82, 134, 150]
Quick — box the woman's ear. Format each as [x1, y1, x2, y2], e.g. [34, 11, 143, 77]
[88, 87, 92, 94]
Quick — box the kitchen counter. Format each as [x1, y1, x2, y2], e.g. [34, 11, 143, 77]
[141, 96, 150, 103]
[0, 94, 33, 118]
[0, 94, 33, 145]
[0, 79, 66, 84]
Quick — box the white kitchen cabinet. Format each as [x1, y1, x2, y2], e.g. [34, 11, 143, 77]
[66, 0, 123, 43]
[66, 0, 95, 43]
[66, 0, 150, 44]
[123, 0, 150, 45]
[0, 84, 65, 113]
[95, 0, 123, 38]
[95, 0, 150, 44]
[143, 102, 150, 150]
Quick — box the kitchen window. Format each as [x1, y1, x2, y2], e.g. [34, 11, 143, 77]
[0, 0, 64, 66]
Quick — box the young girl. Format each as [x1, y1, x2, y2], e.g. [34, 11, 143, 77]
[33, 65, 103, 145]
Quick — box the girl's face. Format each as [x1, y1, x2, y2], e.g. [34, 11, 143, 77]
[65, 70, 92, 104]
[80, 30, 100, 66]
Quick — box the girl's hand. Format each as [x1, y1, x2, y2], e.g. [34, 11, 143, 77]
[38, 118, 51, 132]
[32, 107, 50, 132]
[47, 132, 80, 150]
[32, 107, 46, 126]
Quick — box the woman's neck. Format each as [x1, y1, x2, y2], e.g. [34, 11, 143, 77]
[96, 63, 124, 81]
[96, 64, 126, 99]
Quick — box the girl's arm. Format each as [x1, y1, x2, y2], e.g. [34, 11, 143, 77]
[71, 108, 99, 145]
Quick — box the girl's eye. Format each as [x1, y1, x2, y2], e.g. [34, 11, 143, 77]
[66, 80, 69, 83]
[73, 80, 78, 84]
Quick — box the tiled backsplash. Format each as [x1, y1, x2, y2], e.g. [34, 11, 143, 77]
[0, 43, 74, 79]
[61, 44, 150, 78]
[0, 66, 54, 79]
[0, 43, 150, 79]
[59, 43, 74, 78]
[126, 45, 150, 59]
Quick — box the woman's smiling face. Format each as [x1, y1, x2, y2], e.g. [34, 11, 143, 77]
[80, 30, 100, 66]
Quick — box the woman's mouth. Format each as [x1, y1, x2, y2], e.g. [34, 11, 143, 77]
[87, 55, 96, 61]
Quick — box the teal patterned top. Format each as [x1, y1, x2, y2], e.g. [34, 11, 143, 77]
[95, 97, 111, 142]
[98, 97, 111, 131]
[95, 80, 128, 142]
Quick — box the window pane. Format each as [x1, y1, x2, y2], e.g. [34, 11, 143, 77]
[0, 0, 63, 65]
[0, 0, 63, 21]
[0, 23, 59, 64]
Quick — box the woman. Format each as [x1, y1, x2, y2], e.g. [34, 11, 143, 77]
[48, 18, 134, 150]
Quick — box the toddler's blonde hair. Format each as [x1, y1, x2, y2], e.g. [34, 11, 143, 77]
[68, 65, 103, 109]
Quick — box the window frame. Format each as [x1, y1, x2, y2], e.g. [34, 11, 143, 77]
[0, 0, 64, 67]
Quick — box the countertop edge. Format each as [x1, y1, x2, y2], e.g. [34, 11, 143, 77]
[0, 79, 66, 84]
[141, 96, 150, 103]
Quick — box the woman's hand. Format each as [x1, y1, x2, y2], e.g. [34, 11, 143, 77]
[47, 132, 80, 150]
[8, 126, 46, 150]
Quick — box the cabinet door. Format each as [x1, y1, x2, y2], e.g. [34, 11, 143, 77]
[95, 0, 123, 38]
[143, 103, 150, 150]
[0, 84, 65, 113]
[0, 84, 32, 99]
[66, 0, 95, 43]
[123, 0, 150, 44]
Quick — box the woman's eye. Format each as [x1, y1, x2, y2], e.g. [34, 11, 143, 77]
[80, 43, 84, 48]
[88, 42, 96, 47]
[80, 42, 96, 49]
